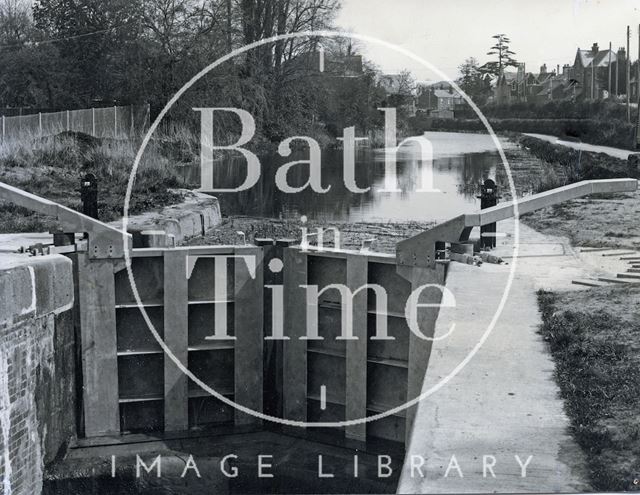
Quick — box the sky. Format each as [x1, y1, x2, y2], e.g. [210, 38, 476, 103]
[335, 0, 640, 82]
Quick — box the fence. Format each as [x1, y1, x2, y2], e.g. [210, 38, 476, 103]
[0, 104, 150, 141]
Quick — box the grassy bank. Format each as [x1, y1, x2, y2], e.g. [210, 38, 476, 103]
[523, 130, 640, 490]
[0, 132, 193, 233]
[514, 134, 640, 249]
[410, 114, 636, 150]
[537, 288, 640, 491]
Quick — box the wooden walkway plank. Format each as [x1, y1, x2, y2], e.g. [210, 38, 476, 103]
[234, 247, 264, 425]
[163, 250, 189, 431]
[345, 254, 368, 441]
[283, 248, 308, 422]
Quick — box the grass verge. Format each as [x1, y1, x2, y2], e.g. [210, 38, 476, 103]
[537, 287, 640, 491]
[0, 131, 195, 233]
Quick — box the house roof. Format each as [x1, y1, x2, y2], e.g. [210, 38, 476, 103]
[576, 48, 617, 68]
[433, 89, 462, 99]
[536, 72, 554, 84]
[378, 74, 404, 93]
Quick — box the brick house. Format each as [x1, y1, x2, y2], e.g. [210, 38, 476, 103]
[571, 43, 625, 99]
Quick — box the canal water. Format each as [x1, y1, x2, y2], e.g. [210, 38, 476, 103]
[181, 132, 509, 224]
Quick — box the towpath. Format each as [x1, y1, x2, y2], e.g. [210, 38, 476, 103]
[397, 221, 618, 493]
[524, 133, 634, 160]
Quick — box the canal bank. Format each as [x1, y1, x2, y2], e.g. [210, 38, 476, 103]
[398, 221, 596, 493]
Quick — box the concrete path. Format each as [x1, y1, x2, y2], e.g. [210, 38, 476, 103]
[398, 221, 593, 493]
[0, 232, 55, 252]
[524, 133, 634, 160]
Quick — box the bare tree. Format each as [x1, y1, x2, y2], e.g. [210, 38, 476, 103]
[0, 0, 32, 45]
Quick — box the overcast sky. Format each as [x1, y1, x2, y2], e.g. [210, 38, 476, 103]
[336, 0, 640, 81]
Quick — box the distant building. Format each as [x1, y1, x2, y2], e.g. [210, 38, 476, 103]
[427, 81, 455, 91]
[430, 89, 463, 119]
[487, 42, 633, 104]
[377, 74, 405, 94]
[572, 43, 623, 99]
[494, 73, 513, 105]
[378, 73, 417, 116]
[287, 49, 364, 77]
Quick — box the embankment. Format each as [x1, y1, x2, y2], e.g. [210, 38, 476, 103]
[512, 135, 640, 248]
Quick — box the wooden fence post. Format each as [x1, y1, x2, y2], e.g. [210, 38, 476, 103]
[92, 107, 96, 136]
[2, 115, 4, 142]
[114, 105, 117, 138]
[66, 110, 70, 131]
[38, 112, 42, 137]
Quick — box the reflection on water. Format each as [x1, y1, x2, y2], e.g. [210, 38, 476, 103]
[178, 132, 504, 224]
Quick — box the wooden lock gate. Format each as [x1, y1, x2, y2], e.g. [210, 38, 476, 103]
[0, 177, 637, 450]
[90, 241, 443, 447]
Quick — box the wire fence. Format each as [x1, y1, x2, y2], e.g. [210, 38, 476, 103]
[0, 104, 150, 141]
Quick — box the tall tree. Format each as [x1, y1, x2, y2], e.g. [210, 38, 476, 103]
[482, 33, 517, 77]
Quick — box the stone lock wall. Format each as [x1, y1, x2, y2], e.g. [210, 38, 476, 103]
[0, 255, 76, 495]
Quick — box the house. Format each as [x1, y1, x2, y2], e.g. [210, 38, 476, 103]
[533, 73, 568, 103]
[377, 74, 406, 94]
[571, 43, 624, 99]
[378, 74, 417, 116]
[430, 89, 463, 119]
[493, 65, 537, 104]
[494, 73, 513, 105]
[428, 81, 455, 91]
[287, 49, 364, 78]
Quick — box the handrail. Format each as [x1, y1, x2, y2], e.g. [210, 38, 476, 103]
[396, 178, 638, 268]
[0, 180, 131, 259]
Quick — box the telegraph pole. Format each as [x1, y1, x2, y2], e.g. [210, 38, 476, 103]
[637, 25, 640, 147]
[637, 24, 640, 106]
[616, 46, 620, 96]
[627, 25, 631, 123]
[591, 54, 595, 100]
[608, 42, 612, 98]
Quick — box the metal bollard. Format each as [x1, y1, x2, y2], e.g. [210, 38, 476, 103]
[479, 178, 498, 249]
[80, 173, 99, 219]
[628, 154, 640, 179]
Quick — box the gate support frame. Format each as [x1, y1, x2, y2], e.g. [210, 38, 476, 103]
[76, 254, 120, 436]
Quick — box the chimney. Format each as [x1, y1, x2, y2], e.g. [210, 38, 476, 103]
[557, 64, 560, 75]
[592, 42, 599, 54]
[540, 63, 547, 74]
[563, 64, 570, 75]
